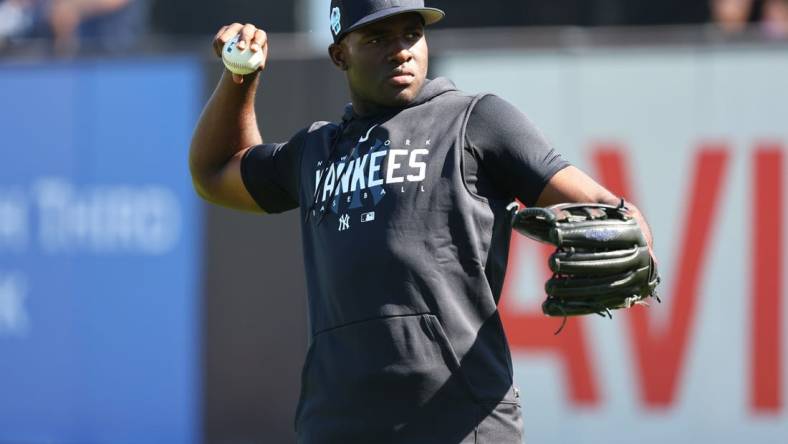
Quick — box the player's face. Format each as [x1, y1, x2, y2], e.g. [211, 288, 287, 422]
[335, 14, 428, 114]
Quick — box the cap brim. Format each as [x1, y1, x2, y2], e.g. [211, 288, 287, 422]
[341, 6, 445, 38]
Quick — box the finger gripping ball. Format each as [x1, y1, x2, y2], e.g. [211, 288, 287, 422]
[222, 34, 263, 75]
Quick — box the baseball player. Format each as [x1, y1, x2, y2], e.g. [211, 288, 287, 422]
[189, 0, 656, 442]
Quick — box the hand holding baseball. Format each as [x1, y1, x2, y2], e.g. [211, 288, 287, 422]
[212, 23, 268, 84]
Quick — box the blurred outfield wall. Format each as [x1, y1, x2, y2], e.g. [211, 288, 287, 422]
[0, 58, 203, 443]
[1, 29, 786, 444]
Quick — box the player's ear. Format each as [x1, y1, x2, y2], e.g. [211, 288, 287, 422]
[328, 43, 348, 71]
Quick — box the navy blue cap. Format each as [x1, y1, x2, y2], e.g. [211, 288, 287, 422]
[329, 0, 445, 43]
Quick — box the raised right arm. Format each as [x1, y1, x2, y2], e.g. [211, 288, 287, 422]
[189, 23, 269, 212]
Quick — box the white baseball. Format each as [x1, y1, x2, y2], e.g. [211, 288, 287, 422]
[221, 34, 264, 75]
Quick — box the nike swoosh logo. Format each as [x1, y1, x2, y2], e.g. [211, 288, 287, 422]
[359, 124, 379, 143]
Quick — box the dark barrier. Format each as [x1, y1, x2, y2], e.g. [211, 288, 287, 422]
[200, 57, 349, 444]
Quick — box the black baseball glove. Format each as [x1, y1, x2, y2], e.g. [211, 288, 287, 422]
[509, 201, 660, 330]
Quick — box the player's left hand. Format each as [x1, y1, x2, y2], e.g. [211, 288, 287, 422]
[510, 201, 661, 332]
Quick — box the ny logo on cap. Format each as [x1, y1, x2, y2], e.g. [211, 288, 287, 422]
[330, 7, 342, 35]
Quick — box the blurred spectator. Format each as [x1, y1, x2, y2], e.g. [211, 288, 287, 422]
[0, 0, 33, 42]
[48, 0, 149, 53]
[0, 0, 148, 54]
[762, 0, 788, 37]
[711, 0, 755, 33]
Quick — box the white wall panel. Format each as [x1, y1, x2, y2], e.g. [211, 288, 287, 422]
[438, 45, 788, 444]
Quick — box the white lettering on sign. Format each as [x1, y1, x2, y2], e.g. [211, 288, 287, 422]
[0, 188, 28, 252]
[0, 272, 29, 337]
[34, 178, 181, 255]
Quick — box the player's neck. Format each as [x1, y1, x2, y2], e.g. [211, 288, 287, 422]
[348, 91, 411, 119]
[350, 99, 390, 119]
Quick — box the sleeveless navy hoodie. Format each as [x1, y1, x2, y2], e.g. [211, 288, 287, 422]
[292, 78, 522, 443]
